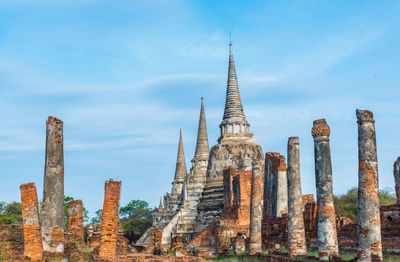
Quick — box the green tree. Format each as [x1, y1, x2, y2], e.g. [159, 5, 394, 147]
[334, 187, 396, 221]
[91, 209, 102, 224]
[0, 201, 22, 224]
[119, 200, 153, 243]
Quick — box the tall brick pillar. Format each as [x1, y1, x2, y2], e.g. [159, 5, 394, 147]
[287, 137, 307, 256]
[67, 200, 84, 243]
[311, 119, 339, 260]
[249, 161, 263, 255]
[41, 116, 65, 254]
[356, 109, 382, 261]
[264, 152, 288, 218]
[99, 180, 121, 261]
[20, 183, 43, 261]
[394, 157, 400, 204]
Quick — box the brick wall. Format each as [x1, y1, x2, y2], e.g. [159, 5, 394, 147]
[0, 224, 24, 261]
[99, 180, 122, 261]
[20, 183, 43, 261]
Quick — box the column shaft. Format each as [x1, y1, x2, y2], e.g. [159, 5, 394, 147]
[287, 137, 307, 256]
[20, 183, 43, 261]
[99, 180, 121, 260]
[42, 116, 65, 254]
[249, 161, 263, 255]
[356, 109, 382, 261]
[312, 119, 338, 260]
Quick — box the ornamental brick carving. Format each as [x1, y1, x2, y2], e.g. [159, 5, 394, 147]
[311, 119, 330, 138]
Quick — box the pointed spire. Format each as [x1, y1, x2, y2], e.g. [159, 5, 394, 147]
[222, 42, 248, 125]
[193, 97, 209, 161]
[174, 129, 187, 181]
[158, 197, 163, 209]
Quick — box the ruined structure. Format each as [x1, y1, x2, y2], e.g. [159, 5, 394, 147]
[67, 200, 84, 244]
[394, 157, 400, 204]
[218, 168, 252, 251]
[153, 130, 187, 229]
[287, 137, 307, 257]
[41, 116, 65, 255]
[20, 183, 43, 261]
[264, 152, 288, 219]
[99, 180, 122, 261]
[197, 42, 264, 228]
[176, 98, 210, 240]
[356, 109, 382, 261]
[311, 119, 339, 260]
[249, 161, 264, 255]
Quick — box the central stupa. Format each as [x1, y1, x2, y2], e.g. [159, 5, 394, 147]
[196, 42, 264, 228]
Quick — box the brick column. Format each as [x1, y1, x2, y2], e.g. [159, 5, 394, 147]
[41, 116, 65, 254]
[265, 152, 287, 218]
[67, 200, 84, 243]
[356, 109, 382, 261]
[394, 157, 400, 204]
[249, 161, 263, 255]
[20, 183, 43, 261]
[287, 137, 307, 256]
[99, 180, 121, 261]
[312, 119, 338, 260]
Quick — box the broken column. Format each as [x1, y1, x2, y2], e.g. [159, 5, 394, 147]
[287, 137, 307, 257]
[99, 180, 121, 261]
[394, 157, 400, 204]
[20, 183, 43, 261]
[356, 109, 383, 261]
[249, 161, 263, 255]
[41, 116, 65, 254]
[67, 200, 84, 243]
[311, 119, 338, 260]
[264, 152, 288, 218]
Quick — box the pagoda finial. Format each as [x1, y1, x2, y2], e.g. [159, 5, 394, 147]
[222, 42, 248, 125]
[158, 197, 163, 209]
[193, 97, 209, 162]
[174, 129, 187, 181]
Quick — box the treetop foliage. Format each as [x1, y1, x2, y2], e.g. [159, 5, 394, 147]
[334, 187, 396, 221]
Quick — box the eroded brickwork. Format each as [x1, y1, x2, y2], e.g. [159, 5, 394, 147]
[249, 161, 264, 255]
[0, 224, 24, 261]
[99, 180, 122, 261]
[67, 200, 84, 243]
[356, 109, 382, 261]
[220, 169, 252, 239]
[312, 119, 339, 260]
[287, 137, 307, 257]
[394, 157, 400, 204]
[42, 116, 65, 254]
[20, 183, 43, 261]
[264, 152, 288, 219]
[150, 227, 163, 255]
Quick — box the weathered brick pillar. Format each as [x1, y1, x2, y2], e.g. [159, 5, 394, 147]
[356, 109, 383, 261]
[311, 119, 339, 260]
[394, 157, 400, 204]
[99, 180, 121, 261]
[264, 152, 288, 218]
[287, 137, 307, 256]
[249, 161, 263, 255]
[41, 116, 65, 254]
[20, 183, 43, 261]
[67, 200, 84, 243]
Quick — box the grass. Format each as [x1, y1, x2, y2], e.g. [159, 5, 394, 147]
[209, 259, 264, 262]
[77, 244, 95, 255]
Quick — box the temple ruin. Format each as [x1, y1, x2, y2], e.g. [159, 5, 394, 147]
[4, 43, 400, 262]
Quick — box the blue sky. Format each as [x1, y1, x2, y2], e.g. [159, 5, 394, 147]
[0, 0, 399, 218]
